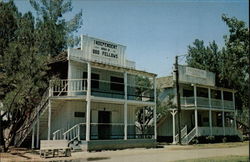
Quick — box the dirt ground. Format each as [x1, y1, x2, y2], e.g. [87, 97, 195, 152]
[0, 142, 249, 162]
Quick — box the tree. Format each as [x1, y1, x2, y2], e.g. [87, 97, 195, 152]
[186, 39, 223, 85]
[221, 14, 249, 125]
[186, 14, 249, 125]
[0, 2, 48, 152]
[29, 0, 83, 56]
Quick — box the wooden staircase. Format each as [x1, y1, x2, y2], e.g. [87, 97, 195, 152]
[14, 88, 50, 147]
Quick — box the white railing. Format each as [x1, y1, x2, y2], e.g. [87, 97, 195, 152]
[197, 127, 210, 136]
[53, 129, 62, 140]
[180, 97, 233, 110]
[50, 79, 87, 96]
[63, 123, 86, 143]
[197, 97, 209, 107]
[224, 100, 234, 110]
[182, 127, 196, 144]
[49, 79, 155, 102]
[180, 97, 195, 107]
[211, 98, 222, 109]
[175, 125, 188, 143]
[212, 127, 224, 136]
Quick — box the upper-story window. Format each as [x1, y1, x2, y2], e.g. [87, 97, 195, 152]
[183, 88, 193, 97]
[197, 87, 208, 98]
[223, 91, 232, 101]
[83, 72, 99, 89]
[110, 76, 124, 92]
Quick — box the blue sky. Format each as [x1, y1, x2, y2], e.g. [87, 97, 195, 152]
[14, 0, 249, 77]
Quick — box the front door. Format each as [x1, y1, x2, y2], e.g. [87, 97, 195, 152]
[98, 111, 111, 139]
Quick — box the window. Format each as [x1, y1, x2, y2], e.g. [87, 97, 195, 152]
[74, 112, 85, 118]
[83, 72, 99, 89]
[223, 91, 232, 101]
[183, 88, 193, 97]
[110, 76, 124, 91]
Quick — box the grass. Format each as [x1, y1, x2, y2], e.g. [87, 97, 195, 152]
[176, 155, 249, 162]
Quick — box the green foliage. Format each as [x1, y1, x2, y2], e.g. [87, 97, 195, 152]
[29, 0, 83, 56]
[186, 14, 249, 125]
[0, 0, 81, 151]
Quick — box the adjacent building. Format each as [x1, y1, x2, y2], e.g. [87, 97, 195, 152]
[157, 65, 242, 144]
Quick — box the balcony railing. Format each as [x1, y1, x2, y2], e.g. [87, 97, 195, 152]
[197, 127, 239, 136]
[181, 97, 234, 110]
[50, 79, 154, 102]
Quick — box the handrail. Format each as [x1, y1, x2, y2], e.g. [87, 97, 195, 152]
[184, 127, 196, 144]
[175, 125, 188, 142]
[53, 129, 61, 140]
[63, 123, 86, 143]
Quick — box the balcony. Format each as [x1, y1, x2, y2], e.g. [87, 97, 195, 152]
[50, 79, 154, 102]
[180, 97, 234, 110]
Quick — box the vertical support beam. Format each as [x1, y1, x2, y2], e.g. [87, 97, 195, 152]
[47, 99, 51, 140]
[32, 126, 35, 149]
[81, 35, 84, 50]
[208, 88, 212, 136]
[86, 62, 91, 141]
[171, 109, 177, 144]
[124, 72, 128, 140]
[232, 92, 236, 129]
[221, 90, 225, 136]
[194, 85, 197, 107]
[36, 111, 40, 148]
[153, 76, 157, 140]
[194, 85, 198, 135]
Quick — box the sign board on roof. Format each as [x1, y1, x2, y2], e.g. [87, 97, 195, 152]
[173, 65, 215, 86]
[80, 35, 126, 66]
[186, 67, 206, 78]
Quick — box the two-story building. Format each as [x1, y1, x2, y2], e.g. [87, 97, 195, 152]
[157, 65, 242, 144]
[14, 35, 157, 151]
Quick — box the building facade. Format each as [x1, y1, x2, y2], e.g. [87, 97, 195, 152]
[15, 35, 157, 151]
[157, 65, 242, 144]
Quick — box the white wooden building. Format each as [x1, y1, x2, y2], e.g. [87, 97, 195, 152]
[15, 35, 157, 151]
[157, 65, 242, 144]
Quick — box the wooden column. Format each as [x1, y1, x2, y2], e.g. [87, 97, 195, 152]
[208, 88, 212, 136]
[86, 62, 91, 141]
[170, 109, 177, 144]
[194, 85, 198, 135]
[124, 72, 128, 140]
[153, 77, 157, 140]
[47, 99, 51, 140]
[32, 126, 35, 149]
[221, 90, 225, 136]
[232, 92, 237, 129]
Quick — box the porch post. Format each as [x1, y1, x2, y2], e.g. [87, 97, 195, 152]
[32, 126, 35, 149]
[170, 109, 177, 144]
[208, 88, 212, 136]
[153, 76, 157, 140]
[194, 85, 198, 136]
[36, 103, 40, 148]
[124, 72, 128, 140]
[36, 111, 40, 148]
[47, 99, 51, 140]
[232, 92, 236, 129]
[221, 90, 225, 136]
[86, 62, 91, 141]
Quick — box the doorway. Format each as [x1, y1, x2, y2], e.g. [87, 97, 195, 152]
[98, 111, 111, 139]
